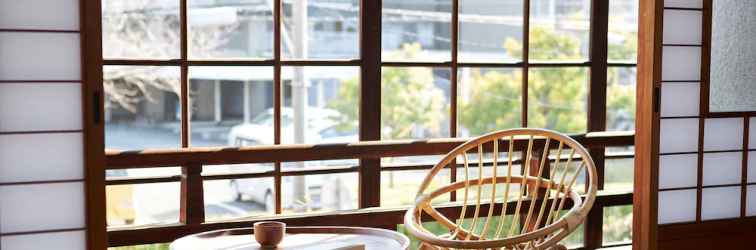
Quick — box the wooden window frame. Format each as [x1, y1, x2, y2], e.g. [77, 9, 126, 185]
[80, 0, 637, 249]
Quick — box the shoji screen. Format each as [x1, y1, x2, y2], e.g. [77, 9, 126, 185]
[0, 0, 88, 249]
[658, 0, 754, 228]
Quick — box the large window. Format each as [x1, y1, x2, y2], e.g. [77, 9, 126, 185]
[100, 0, 637, 249]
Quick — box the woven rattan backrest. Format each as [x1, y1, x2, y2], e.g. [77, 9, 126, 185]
[403, 129, 597, 250]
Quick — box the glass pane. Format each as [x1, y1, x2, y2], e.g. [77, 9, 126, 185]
[102, 0, 180, 59]
[281, 169, 358, 214]
[529, 0, 590, 62]
[608, 0, 638, 62]
[381, 169, 449, 207]
[381, 67, 450, 139]
[104, 66, 181, 150]
[458, 0, 523, 63]
[189, 66, 274, 147]
[527, 67, 588, 133]
[204, 178, 274, 221]
[563, 223, 584, 248]
[458, 68, 522, 137]
[106, 182, 180, 227]
[281, 66, 359, 144]
[605, 157, 634, 191]
[382, 0, 452, 62]
[607, 67, 636, 131]
[188, 0, 273, 59]
[603, 205, 632, 245]
[282, 0, 360, 59]
[709, 0, 756, 112]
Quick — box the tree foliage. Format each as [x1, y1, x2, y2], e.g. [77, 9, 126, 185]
[329, 26, 638, 137]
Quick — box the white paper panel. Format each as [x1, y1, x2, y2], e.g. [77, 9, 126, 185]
[749, 152, 756, 183]
[0, 83, 82, 132]
[0, 182, 85, 233]
[665, 0, 703, 8]
[702, 152, 742, 186]
[661, 82, 700, 117]
[0, 230, 85, 250]
[0, 32, 81, 80]
[0, 0, 79, 30]
[660, 154, 698, 189]
[661, 46, 701, 81]
[0, 133, 83, 183]
[660, 118, 699, 153]
[658, 189, 697, 224]
[704, 118, 744, 151]
[747, 185, 756, 216]
[751, 117, 756, 149]
[701, 186, 741, 220]
[663, 10, 703, 45]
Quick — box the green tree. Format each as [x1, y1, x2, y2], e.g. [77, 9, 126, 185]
[328, 44, 447, 139]
[462, 27, 588, 135]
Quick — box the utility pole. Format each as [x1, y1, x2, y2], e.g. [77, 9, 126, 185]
[292, 0, 309, 212]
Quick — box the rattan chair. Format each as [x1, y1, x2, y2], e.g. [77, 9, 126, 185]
[403, 128, 597, 250]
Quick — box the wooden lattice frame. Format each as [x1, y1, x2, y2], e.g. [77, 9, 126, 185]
[404, 128, 598, 249]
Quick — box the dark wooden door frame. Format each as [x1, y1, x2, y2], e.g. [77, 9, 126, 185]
[81, 0, 108, 248]
[634, 0, 662, 249]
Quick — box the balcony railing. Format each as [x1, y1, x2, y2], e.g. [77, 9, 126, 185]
[105, 130, 634, 247]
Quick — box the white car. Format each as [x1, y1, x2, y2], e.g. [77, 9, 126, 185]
[225, 107, 358, 212]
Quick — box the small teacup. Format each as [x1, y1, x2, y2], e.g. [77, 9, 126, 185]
[254, 221, 286, 248]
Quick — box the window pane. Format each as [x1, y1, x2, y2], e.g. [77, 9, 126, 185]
[458, 0, 523, 63]
[282, 66, 359, 144]
[282, 0, 360, 59]
[106, 182, 180, 228]
[204, 178, 274, 221]
[605, 157, 634, 191]
[607, 67, 636, 131]
[381, 169, 449, 207]
[188, 0, 273, 59]
[189, 66, 274, 147]
[381, 67, 450, 140]
[104, 66, 181, 150]
[609, 0, 639, 62]
[603, 205, 633, 245]
[382, 0, 452, 62]
[102, 0, 180, 59]
[529, 0, 590, 61]
[458, 68, 522, 137]
[281, 161, 358, 214]
[527, 67, 588, 133]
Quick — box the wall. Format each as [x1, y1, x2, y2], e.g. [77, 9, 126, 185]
[0, 0, 91, 249]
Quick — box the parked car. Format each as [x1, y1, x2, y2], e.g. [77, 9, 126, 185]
[225, 107, 358, 212]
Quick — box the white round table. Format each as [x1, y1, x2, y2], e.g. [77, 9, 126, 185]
[170, 226, 410, 250]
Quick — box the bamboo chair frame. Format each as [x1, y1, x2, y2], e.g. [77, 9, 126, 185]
[403, 129, 597, 250]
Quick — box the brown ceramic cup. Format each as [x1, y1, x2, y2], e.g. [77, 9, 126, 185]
[254, 221, 286, 248]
